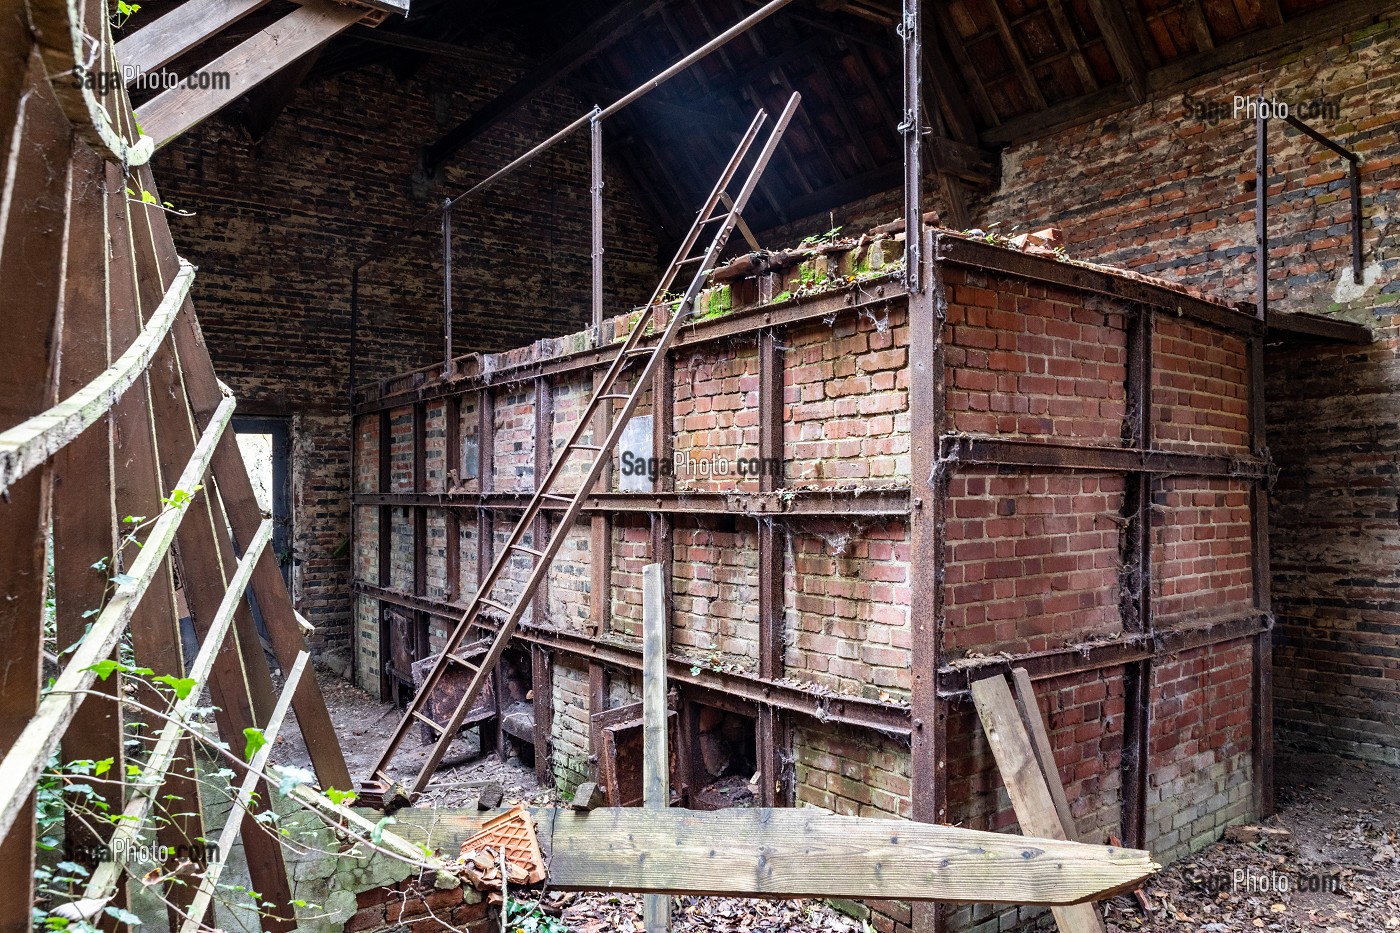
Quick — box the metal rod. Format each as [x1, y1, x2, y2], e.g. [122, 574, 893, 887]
[1350, 159, 1363, 280]
[590, 110, 604, 328]
[443, 197, 454, 376]
[446, 0, 796, 211]
[1255, 95, 1268, 321]
[1282, 113, 1359, 163]
[1279, 112, 1365, 283]
[902, 0, 923, 294]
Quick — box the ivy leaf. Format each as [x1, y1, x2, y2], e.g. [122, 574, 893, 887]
[94, 758, 113, 777]
[153, 675, 197, 700]
[85, 660, 121, 682]
[323, 787, 356, 807]
[242, 727, 266, 761]
[112, 572, 137, 587]
[103, 905, 143, 927]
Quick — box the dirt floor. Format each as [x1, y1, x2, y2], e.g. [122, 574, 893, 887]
[280, 671, 1399, 932]
[1117, 751, 1400, 933]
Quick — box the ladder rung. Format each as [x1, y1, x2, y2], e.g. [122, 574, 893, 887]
[677, 254, 705, 266]
[447, 654, 480, 672]
[411, 710, 442, 730]
[571, 443, 603, 451]
[624, 346, 654, 357]
[596, 392, 631, 401]
[699, 212, 727, 224]
[542, 492, 572, 502]
[511, 543, 545, 558]
[479, 597, 513, 614]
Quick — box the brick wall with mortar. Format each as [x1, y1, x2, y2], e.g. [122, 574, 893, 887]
[344, 878, 491, 933]
[355, 226, 1260, 933]
[155, 53, 661, 660]
[957, 15, 1400, 765]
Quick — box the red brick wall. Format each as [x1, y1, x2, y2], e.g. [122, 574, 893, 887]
[943, 268, 1127, 443]
[961, 13, 1400, 766]
[347, 878, 490, 933]
[1146, 639, 1254, 862]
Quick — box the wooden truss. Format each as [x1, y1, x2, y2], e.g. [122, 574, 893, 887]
[0, 1, 388, 928]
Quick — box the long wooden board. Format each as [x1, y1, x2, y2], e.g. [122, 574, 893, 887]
[389, 807, 1156, 905]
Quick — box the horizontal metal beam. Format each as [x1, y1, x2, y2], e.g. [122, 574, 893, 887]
[1266, 309, 1372, 344]
[942, 436, 1269, 479]
[354, 487, 911, 517]
[353, 276, 907, 414]
[938, 613, 1267, 697]
[354, 582, 911, 736]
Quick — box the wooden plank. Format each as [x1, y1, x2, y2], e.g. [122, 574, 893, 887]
[52, 147, 125, 904]
[0, 53, 70, 931]
[134, 0, 363, 148]
[390, 807, 1158, 904]
[114, 0, 274, 81]
[971, 676, 1104, 933]
[1009, 669, 1076, 840]
[642, 562, 671, 931]
[1084, 0, 1146, 102]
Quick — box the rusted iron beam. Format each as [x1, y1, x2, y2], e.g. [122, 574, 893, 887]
[354, 488, 912, 516]
[941, 436, 1268, 479]
[352, 280, 908, 413]
[937, 614, 1268, 698]
[353, 582, 912, 736]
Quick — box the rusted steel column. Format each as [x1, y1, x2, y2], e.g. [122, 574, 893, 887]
[377, 407, 393, 700]
[757, 327, 788, 806]
[445, 394, 462, 602]
[532, 376, 556, 782]
[902, 0, 923, 295]
[910, 228, 946, 933]
[1248, 335, 1274, 817]
[1120, 304, 1154, 851]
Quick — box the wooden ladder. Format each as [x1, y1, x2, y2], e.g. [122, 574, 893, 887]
[365, 92, 801, 800]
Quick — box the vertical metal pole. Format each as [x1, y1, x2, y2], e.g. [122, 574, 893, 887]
[1349, 159, 1363, 281]
[642, 563, 671, 932]
[590, 109, 605, 328]
[902, 0, 923, 294]
[1255, 96, 1268, 321]
[443, 197, 454, 375]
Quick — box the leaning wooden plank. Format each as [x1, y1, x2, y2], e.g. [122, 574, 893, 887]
[0, 259, 193, 496]
[972, 675, 1106, 933]
[179, 650, 310, 933]
[115, 0, 275, 82]
[1011, 668, 1078, 843]
[134, 0, 365, 148]
[0, 51, 73, 933]
[641, 563, 670, 932]
[82, 518, 273, 905]
[390, 808, 1158, 905]
[0, 390, 235, 845]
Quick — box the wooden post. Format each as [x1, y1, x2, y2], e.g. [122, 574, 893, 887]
[641, 563, 671, 932]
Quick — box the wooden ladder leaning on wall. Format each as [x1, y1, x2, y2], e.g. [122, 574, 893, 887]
[363, 92, 803, 803]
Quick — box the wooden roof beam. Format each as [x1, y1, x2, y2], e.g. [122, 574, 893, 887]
[423, 0, 664, 173]
[1085, 0, 1149, 103]
[134, 0, 366, 149]
[985, 0, 1048, 109]
[115, 0, 275, 82]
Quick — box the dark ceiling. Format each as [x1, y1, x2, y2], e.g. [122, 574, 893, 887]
[126, 0, 1388, 240]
